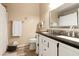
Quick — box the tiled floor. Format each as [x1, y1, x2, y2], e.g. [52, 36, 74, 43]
[3, 45, 37, 56]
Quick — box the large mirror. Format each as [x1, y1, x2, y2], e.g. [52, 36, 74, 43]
[49, 3, 79, 28]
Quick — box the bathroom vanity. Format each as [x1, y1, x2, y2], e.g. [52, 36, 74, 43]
[36, 31, 79, 56]
[35, 4, 79, 56]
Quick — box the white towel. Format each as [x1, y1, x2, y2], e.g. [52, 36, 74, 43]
[12, 20, 22, 36]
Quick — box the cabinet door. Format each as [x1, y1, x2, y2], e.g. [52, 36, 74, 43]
[42, 36, 49, 56]
[59, 43, 79, 56]
[47, 38, 57, 56]
[42, 36, 58, 56]
[39, 35, 49, 56]
[38, 34, 58, 56]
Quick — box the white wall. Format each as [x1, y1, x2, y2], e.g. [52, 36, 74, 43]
[40, 4, 49, 29]
[5, 4, 40, 45]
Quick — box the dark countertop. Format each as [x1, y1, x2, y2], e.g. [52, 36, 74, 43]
[37, 32, 79, 49]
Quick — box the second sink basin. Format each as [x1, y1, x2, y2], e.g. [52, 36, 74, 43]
[57, 35, 79, 42]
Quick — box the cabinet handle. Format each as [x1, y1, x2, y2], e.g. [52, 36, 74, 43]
[57, 43, 59, 56]
[47, 42, 49, 48]
[57, 43, 59, 47]
[37, 44, 39, 47]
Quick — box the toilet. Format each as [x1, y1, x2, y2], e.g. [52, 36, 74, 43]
[29, 38, 37, 50]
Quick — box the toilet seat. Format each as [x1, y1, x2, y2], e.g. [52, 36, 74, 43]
[29, 38, 37, 43]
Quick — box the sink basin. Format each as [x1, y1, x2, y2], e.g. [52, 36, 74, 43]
[42, 32, 49, 34]
[57, 35, 79, 42]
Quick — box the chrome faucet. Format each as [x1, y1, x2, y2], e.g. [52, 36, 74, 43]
[72, 26, 75, 37]
[70, 26, 75, 37]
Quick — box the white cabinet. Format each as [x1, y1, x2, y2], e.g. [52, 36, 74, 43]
[38, 34, 58, 56]
[38, 34, 79, 56]
[59, 43, 79, 56]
